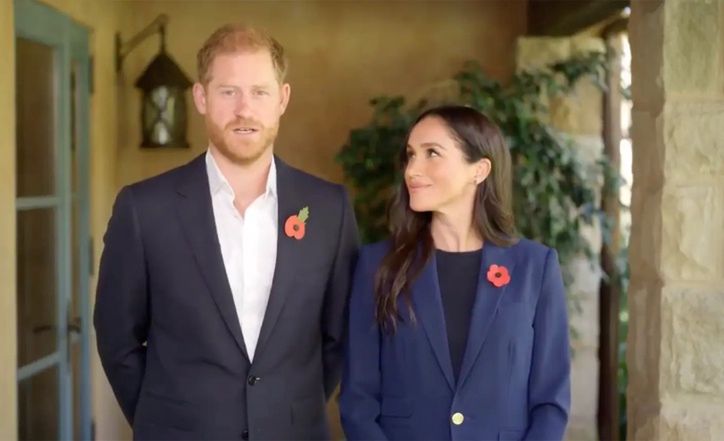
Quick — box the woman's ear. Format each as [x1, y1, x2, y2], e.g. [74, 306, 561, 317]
[474, 158, 492, 184]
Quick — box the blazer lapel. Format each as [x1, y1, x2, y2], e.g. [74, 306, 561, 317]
[254, 157, 300, 360]
[175, 154, 250, 360]
[457, 243, 516, 389]
[412, 253, 456, 391]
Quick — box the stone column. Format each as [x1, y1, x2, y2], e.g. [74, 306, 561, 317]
[516, 36, 606, 441]
[628, 1, 724, 439]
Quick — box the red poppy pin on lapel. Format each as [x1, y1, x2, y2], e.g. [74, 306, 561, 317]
[284, 206, 309, 240]
[487, 264, 511, 288]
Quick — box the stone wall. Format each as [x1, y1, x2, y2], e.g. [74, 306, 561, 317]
[517, 36, 606, 441]
[627, 0, 724, 439]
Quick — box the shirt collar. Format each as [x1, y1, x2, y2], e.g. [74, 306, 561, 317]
[205, 149, 277, 199]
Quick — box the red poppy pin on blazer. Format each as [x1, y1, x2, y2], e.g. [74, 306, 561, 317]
[487, 264, 511, 288]
[284, 206, 309, 240]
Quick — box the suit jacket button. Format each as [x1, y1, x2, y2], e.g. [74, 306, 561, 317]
[451, 412, 464, 425]
[241, 429, 249, 440]
[248, 375, 260, 385]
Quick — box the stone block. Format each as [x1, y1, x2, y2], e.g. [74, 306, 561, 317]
[662, 287, 724, 395]
[565, 423, 596, 441]
[663, 0, 721, 95]
[516, 37, 604, 134]
[516, 37, 571, 72]
[567, 254, 601, 347]
[631, 108, 666, 188]
[567, 345, 598, 441]
[628, 186, 664, 280]
[626, 284, 662, 401]
[564, 134, 604, 166]
[630, 0, 665, 111]
[549, 83, 603, 135]
[659, 398, 724, 441]
[661, 184, 724, 281]
[629, 414, 660, 441]
[665, 101, 724, 181]
[571, 37, 606, 56]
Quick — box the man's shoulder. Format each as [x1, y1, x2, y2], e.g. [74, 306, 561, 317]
[279, 158, 344, 194]
[277, 157, 351, 210]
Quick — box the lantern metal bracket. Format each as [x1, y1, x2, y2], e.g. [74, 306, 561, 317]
[115, 14, 169, 72]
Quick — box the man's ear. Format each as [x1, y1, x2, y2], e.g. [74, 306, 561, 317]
[192, 82, 208, 115]
[279, 82, 291, 115]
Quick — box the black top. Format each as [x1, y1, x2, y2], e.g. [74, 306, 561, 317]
[435, 248, 482, 383]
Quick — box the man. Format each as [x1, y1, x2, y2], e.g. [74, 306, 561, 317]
[94, 24, 359, 440]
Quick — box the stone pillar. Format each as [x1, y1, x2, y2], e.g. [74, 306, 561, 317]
[516, 36, 606, 441]
[628, 1, 724, 439]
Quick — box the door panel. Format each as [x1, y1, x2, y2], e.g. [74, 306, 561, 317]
[15, 0, 92, 439]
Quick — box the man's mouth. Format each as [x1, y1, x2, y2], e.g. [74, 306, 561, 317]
[232, 127, 258, 134]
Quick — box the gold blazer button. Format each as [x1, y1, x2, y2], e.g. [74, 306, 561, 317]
[451, 412, 464, 425]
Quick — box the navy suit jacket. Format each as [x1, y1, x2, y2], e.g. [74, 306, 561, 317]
[94, 154, 359, 440]
[340, 239, 570, 441]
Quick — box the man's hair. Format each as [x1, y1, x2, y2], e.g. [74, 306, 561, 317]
[197, 24, 288, 85]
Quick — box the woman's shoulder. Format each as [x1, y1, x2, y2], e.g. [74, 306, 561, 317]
[506, 237, 557, 266]
[358, 239, 392, 263]
[510, 237, 550, 254]
[351, 240, 391, 282]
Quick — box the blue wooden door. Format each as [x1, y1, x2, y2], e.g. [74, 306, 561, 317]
[14, 0, 92, 439]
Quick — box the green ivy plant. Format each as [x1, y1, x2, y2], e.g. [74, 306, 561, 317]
[337, 52, 610, 305]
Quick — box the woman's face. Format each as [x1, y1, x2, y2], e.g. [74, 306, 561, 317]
[404, 116, 489, 215]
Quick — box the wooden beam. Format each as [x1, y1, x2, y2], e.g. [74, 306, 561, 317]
[598, 32, 624, 441]
[528, 0, 629, 36]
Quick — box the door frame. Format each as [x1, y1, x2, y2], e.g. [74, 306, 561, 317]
[14, 0, 92, 439]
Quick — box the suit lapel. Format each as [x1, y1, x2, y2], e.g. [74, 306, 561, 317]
[175, 154, 250, 360]
[254, 157, 300, 360]
[412, 253, 456, 391]
[457, 243, 516, 389]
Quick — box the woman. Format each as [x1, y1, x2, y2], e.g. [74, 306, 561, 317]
[340, 105, 570, 441]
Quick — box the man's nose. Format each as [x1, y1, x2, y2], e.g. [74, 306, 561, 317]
[233, 93, 253, 117]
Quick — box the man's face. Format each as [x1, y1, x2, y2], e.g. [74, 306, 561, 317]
[193, 49, 290, 165]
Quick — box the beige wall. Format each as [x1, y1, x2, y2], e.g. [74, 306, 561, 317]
[0, 0, 17, 437]
[116, 0, 528, 186]
[2, 1, 528, 439]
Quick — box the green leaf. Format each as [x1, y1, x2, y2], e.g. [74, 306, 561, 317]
[298, 206, 310, 223]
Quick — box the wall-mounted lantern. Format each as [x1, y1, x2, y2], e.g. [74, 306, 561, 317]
[116, 15, 192, 148]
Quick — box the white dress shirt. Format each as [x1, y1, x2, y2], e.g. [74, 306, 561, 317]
[206, 150, 278, 361]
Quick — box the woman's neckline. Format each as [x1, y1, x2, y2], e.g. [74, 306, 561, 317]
[435, 247, 483, 256]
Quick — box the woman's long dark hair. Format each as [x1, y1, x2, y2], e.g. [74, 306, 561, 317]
[374, 105, 518, 333]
